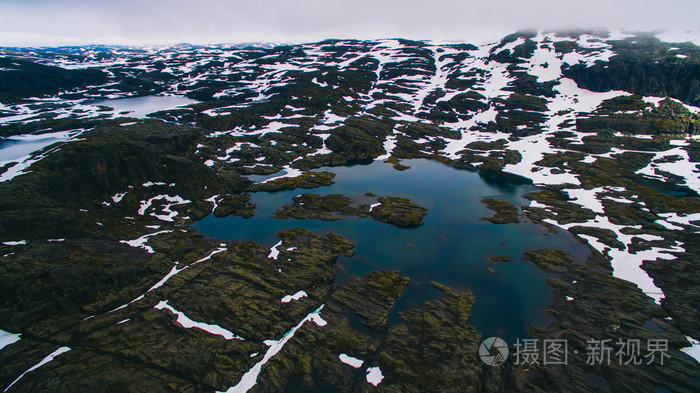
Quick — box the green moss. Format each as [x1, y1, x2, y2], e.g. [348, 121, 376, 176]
[273, 193, 369, 220]
[247, 171, 335, 192]
[480, 198, 519, 224]
[378, 285, 485, 392]
[597, 95, 651, 113]
[370, 197, 428, 227]
[386, 156, 410, 170]
[213, 193, 256, 218]
[498, 93, 550, 112]
[0, 57, 108, 103]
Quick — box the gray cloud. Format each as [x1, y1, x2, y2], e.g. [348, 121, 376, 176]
[1, 0, 698, 46]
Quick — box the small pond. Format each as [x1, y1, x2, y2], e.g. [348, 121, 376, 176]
[92, 95, 198, 118]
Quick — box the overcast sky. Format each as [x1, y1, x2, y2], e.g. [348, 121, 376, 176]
[0, 0, 698, 46]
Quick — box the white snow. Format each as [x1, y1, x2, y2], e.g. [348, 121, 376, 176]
[257, 165, 303, 184]
[563, 187, 606, 214]
[142, 181, 168, 187]
[655, 219, 684, 231]
[3, 347, 71, 392]
[375, 134, 397, 160]
[111, 192, 127, 203]
[657, 212, 700, 228]
[138, 194, 191, 222]
[281, 290, 308, 303]
[205, 194, 220, 214]
[2, 241, 26, 246]
[504, 133, 581, 186]
[582, 231, 680, 304]
[580, 155, 597, 164]
[545, 211, 688, 304]
[655, 30, 700, 47]
[523, 33, 565, 82]
[218, 305, 327, 393]
[120, 229, 173, 254]
[109, 246, 227, 313]
[0, 329, 21, 351]
[635, 144, 700, 194]
[148, 246, 227, 292]
[605, 195, 634, 204]
[502, 77, 629, 186]
[155, 300, 244, 340]
[365, 367, 384, 386]
[0, 129, 84, 183]
[310, 312, 327, 327]
[339, 353, 364, 368]
[680, 336, 700, 364]
[529, 200, 549, 209]
[268, 241, 282, 260]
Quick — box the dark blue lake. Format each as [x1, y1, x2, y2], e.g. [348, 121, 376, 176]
[193, 159, 590, 342]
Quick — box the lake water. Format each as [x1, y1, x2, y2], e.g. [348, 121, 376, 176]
[92, 95, 198, 118]
[194, 159, 591, 342]
[0, 130, 75, 164]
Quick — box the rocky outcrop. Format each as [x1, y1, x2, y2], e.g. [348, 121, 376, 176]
[369, 197, 428, 228]
[480, 198, 520, 224]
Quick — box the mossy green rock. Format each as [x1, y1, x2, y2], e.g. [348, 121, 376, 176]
[274, 193, 370, 221]
[213, 193, 256, 218]
[370, 197, 428, 228]
[376, 287, 486, 393]
[247, 171, 336, 192]
[480, 198, 519, 224]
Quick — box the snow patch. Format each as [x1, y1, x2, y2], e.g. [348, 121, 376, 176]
[268, 241, 282, 260]
[120, 229, 173, 254]
[218, 305, 327, 393]
[4, 347, 71, 392]
[365, 367, 384, 386]
[0, 329, 21, 351]
[258, 165, 303, 184]
[339, 353, 364, 368]
[680, 336, 700, 364]
[155, 300, 244, 340]
[2, 241, 26, 246]
[111, 192, 127, 203]
[281, 290, 308, 303]
[109, 246, 227, 313]
[138, 195, 191, 222]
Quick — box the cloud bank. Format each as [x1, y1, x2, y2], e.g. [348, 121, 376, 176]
[0, 0, 698, 46]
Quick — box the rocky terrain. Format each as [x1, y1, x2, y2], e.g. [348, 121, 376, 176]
[0, 30, 699, 392]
